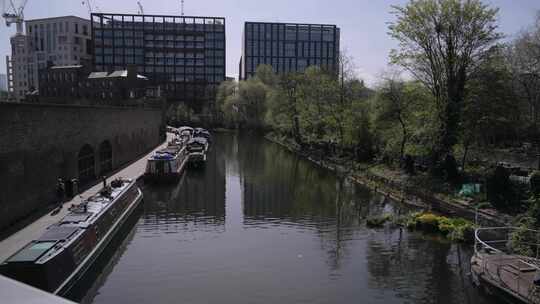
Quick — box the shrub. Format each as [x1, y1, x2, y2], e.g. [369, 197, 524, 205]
[486, 166, 513, 210]
[405, 212, 475, 242]
[366, 214, 392, 227]
[416, 213, 440, 231]
[530, 171, 540, 196]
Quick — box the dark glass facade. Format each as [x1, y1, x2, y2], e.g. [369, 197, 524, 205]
[91, 13, 225, 108]
[240, 22, 339, 80]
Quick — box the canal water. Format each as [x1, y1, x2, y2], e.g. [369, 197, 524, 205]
[70, 133, 500, 304]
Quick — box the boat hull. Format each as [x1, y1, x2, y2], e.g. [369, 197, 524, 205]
[55, 187, 143, 295]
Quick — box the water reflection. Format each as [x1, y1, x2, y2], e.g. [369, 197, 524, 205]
[74, 133, 498, 304]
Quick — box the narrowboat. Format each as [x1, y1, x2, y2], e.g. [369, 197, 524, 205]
[194, 128, 211, 143]
[187, 137, 208, 167]
[0, 178, 142, 295]
[144, 143, 189, 182]
[178, 126, 194, 137]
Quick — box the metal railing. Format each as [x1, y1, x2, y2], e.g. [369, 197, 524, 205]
[474, 227, 540, 303]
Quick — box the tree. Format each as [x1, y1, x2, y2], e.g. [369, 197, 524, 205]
[216, 79, 238, 126]
[461, 46, 519, 169]
[376, 73, 412, 165]
[507, 11, 540, 133]
[388, 0, 502, 169]
[254, 64, 278, 88]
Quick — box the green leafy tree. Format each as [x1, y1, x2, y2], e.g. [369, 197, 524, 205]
[388, 0, 502, 169]
[461, 46, 520, 169]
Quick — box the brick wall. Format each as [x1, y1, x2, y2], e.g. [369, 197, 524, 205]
[0, 102, 164, 230]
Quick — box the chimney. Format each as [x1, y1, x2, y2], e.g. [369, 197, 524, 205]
[127, 64, 137, 83]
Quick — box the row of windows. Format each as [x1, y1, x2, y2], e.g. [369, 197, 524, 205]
[245, 56, 335, 74]
[95, 49, 224, 58]
[245, 23, 336, 42]
[28, 21, 89, 36]
[92, 15, 224, 32]
[95, 31, 224, 41]
[95, 39, 224, 50]
[96, 57, 224, 67]
[93, 64, 224, 78]
[143, 58, 224, 66]
[246, 41, 336, 58]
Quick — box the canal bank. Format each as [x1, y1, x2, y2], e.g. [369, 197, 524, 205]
[0, 134, 171, 264]
[264, 132, 509, 228]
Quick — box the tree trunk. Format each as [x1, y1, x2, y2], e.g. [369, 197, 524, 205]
[462, 141, 469, 172]
[398, 115, 407, 166]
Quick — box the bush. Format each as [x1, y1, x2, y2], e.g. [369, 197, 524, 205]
[366, 214, 392, 227]
[530, 171, 540, 196]
[486, 166, 514, 210]
[416, 213, 440, 231]
[405, 212, 475, 242]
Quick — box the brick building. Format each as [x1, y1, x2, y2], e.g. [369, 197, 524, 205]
[38, 63, 150, 104]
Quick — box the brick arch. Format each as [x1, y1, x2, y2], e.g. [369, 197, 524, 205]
[99, 140, 113, 175]
[78, 144, 95, 183]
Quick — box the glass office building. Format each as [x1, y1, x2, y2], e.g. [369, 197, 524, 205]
[91, 13, 225, 108]
[239, 22, 339, 80]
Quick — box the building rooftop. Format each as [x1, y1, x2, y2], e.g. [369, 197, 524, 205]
[88, 70, 148, 80]
[244, 21, 337, 27]
[88, 72, 109, 79]
[26, 15, 90, 23]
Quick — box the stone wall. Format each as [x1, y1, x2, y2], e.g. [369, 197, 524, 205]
[0, 102, 164, 230]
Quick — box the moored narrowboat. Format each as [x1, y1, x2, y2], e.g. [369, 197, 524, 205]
[144, 144, 189, 182]
[0, 178, 142, 295]
[187, 137, 208, 167]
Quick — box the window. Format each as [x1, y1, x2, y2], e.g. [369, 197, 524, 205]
[75, 23, 79, 34]
[285, 43, 295, 57]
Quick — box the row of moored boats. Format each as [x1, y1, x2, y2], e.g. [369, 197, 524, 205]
[144, 126, 211, 182]
[0, 126, 212, 295]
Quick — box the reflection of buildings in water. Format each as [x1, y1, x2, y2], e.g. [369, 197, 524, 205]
[365, 230, 480, 304]
[141, 136, 226, 230]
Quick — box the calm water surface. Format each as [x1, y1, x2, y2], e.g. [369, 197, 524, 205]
[70, 133, 499, 304]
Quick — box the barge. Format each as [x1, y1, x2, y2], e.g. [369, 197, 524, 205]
[471, 227, 540, 304]
[187, 137, 208, 168]
[144, 142, 189, 182]
[0, 178, 142, 295]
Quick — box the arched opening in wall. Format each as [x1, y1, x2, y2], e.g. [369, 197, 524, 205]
[99, 140, 113, 175]
[78, 144, 95, 183]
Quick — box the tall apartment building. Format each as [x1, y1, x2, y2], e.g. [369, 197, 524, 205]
[6, 16, 92, 101]
[91, 13, 225, 110]
[239, 22, 340, 80]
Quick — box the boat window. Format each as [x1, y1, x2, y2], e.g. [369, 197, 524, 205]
[8, 241, 57, 263]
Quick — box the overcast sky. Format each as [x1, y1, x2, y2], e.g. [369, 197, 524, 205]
[0, 0, 538, 85]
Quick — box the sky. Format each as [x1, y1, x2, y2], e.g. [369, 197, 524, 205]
[0, 0, 539, 86]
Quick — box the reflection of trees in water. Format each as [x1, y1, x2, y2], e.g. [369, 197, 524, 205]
[237, 134, 382, 271]
[365, 229, 485, 304]
[140, 135, 227, 232]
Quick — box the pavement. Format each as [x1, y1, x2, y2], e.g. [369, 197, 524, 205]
[0, 135, 170, 263]
[0, 274, 77, 304]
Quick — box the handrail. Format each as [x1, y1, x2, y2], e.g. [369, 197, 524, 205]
[475, 227, 540, 271]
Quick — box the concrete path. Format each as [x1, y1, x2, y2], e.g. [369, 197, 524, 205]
[0, 135, 170, 263]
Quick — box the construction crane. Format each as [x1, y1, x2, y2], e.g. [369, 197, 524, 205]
[81, 0, 100, 14]
[137, 1, 143, 15]
[2, 0, 28, 35]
